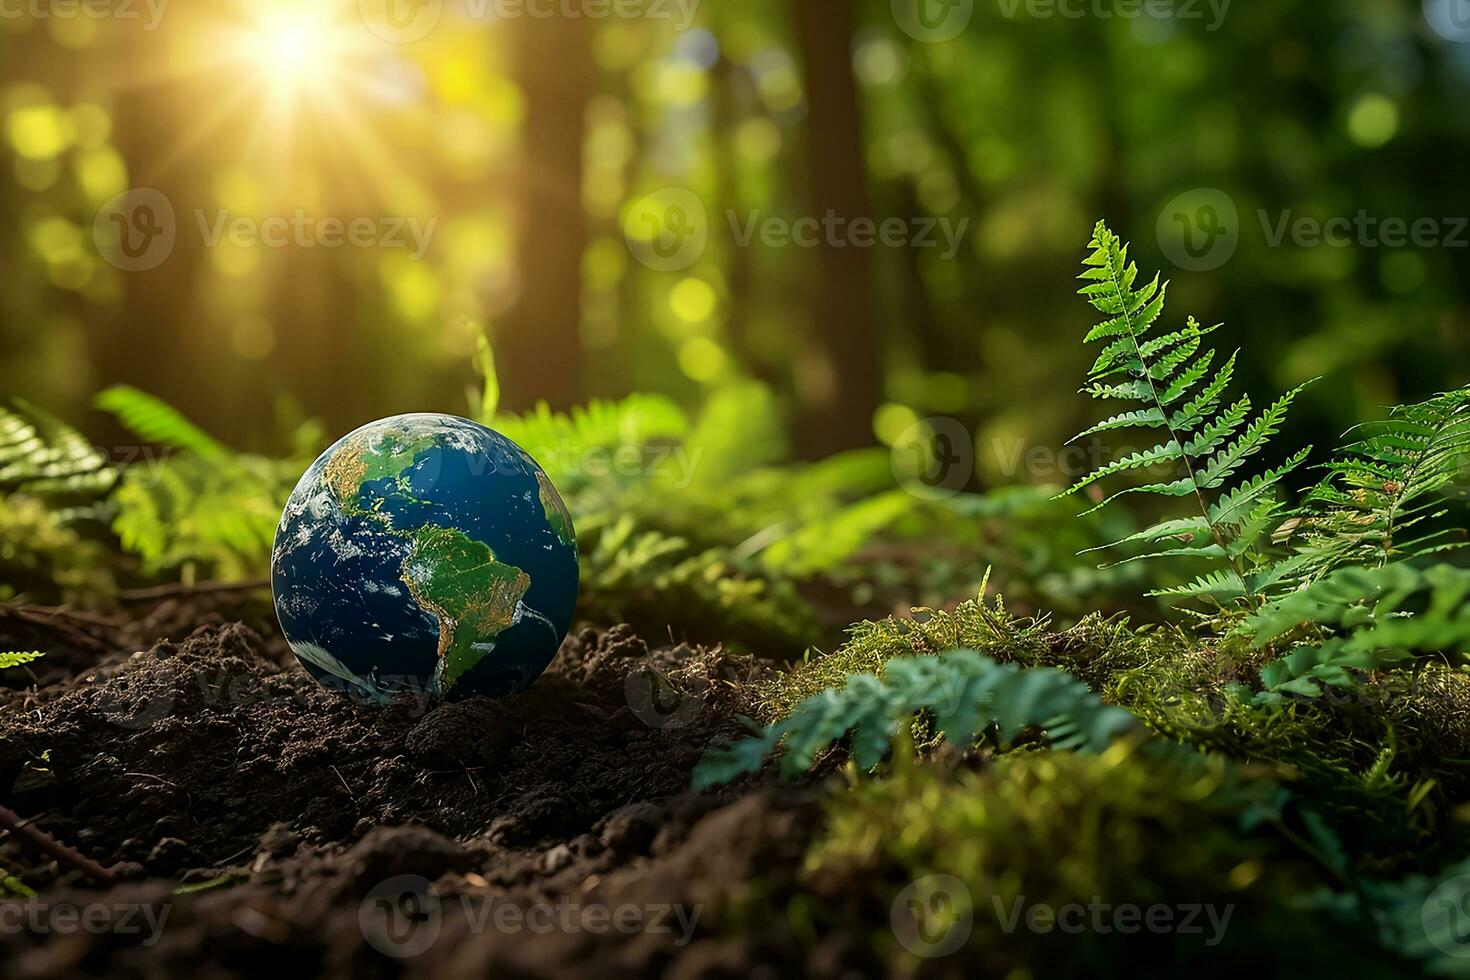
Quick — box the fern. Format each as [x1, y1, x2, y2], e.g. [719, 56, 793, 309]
[1061, 221, 1314, 608]
[579, 513, 817, 654]
[0, 399, 115, 499]
[0, 651, 45, 669]
[482, 394, 688, 487]
[0, 400, 118, 601]
[98, 389, 303, 579]
[692, 648, 1136, 789]
[1243, 563, 1470, 697]
[1279, 386, 1470, 582]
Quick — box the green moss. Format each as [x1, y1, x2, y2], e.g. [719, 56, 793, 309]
[796, 744, 1399, 975]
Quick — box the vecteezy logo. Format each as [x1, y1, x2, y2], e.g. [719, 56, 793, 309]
[359, 0, 442, 43]
[891, 0, 973, 42]
[890, 874, 972, 958]
[1425, 0, 1470, 43]
[93, 667, 177, 731]
[624, 663, 704, 729]
[93, 188, 176, 272]
[360, 874, 442, 958]
[1156, 188, 1240, 272]
[623, 187, 708, 272]
[1422, 873, 1470, 959]
[891, 417, 973, 500]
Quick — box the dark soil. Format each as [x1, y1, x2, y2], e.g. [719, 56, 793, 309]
[0, 605, 861, 979]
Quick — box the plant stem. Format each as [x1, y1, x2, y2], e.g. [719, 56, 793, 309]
[1102, 253, 1253, 606]
[0, 805, 138, 883]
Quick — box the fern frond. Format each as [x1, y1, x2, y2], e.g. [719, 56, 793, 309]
[692, 648, 1136, 789]
[489, 394, 688, 489]
[1281, 386, 1470, 581]
[0, 650, 45, 669]
[1061, 221, 1315, 609]
[0, 401, 115, 498]
[1195, 384, 1312, 490]
[1244, 563, 1470, 697]
[96, 386, 228, 459]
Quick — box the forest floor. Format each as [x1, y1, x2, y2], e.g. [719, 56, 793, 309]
[0, 594, 1451, 978]
[0, 597, 877, 979]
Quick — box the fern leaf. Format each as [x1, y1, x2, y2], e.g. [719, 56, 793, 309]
[1283, 386, 1470, 581]
[1168, 351, 1238, 432]
[692, 649, 1136, 789]
[0, 650, 45, 669]
[1061, 222, 1313, 607]
[0, 401, 115, 498]
[1059, 441, 1183, 497]
[96, 386, 227, 459]
[1246, 563, 1470, 696]
[1148, 569, 1248, 603]
[1067, 408, 1166, 443]
[1195, 383, 1314, 490]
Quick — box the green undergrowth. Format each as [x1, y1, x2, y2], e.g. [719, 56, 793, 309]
[796, 742, 1402, 976]
[749, 592, 1469, 843]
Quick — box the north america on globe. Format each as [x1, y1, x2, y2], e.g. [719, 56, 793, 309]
[271, 414, 579, 702]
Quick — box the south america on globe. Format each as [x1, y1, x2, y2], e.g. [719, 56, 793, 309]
[271, 414, 579, 702]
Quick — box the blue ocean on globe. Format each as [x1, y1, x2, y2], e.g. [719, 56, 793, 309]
[271, 414, 579, 702]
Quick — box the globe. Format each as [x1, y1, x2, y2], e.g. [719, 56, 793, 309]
[271, 414, 579, 702]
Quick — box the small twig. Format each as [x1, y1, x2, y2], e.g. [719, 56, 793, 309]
[11, 605, 126, 630]
[0, 804, 140, 883]
[330, 765, 357, 802]
[119, 580, 271, 603]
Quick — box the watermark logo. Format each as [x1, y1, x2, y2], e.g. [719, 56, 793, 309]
[1425, 0, 1470, 43]
[0, 0, 169, 30]
[358, 0, 442, 43]
[360, 874, 443, 958]
[624, 663, 705, 729]
[1259, 210, 1468, 250]
[1157, 188, 1239, 272]
[0, 900, 170, 945]
[92, 667, 177, 731]
[624, 187, 709, 272]
[1422, 872, 1470, 959]
[992, 0, 1231, 31]
[992, 895, 1234, 944]
[93, 188, 176, 272]
[358, 876, 702, 953]
[892, 0, 974, 42]
[727, 211, 968, 260]
[93, 189, 438, 271]
[891, 874, 973, 957]
[891, 417, 974, 500]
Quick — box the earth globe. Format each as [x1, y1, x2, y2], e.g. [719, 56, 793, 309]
[271, 414, 579, 702]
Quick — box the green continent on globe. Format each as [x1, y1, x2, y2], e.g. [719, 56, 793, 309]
[398, 524, 532, 695]
[536, 470, 576, 549]
[325, 429, 437, 516]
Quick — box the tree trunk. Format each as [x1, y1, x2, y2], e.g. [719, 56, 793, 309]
[499, 16, 594, 411]
[789, 0, 883, 455]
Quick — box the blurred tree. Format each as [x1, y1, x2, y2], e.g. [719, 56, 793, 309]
[790, 0, 883, 454]
[499, 15, 593, 411]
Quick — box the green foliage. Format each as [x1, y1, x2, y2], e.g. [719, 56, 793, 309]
[0, 650, 45, 669]
[1244, 564, 1470, 698]
[0, 399, 115, 498]
[578, 514, 818, 653]
[799, 745, 1381, 973]
[484, 392, 690, 493]
[693, 647, 1136, 789]
[1282, 386, 1470, 581]
[1062, 221, 1314, 608]
[98, 387, 307, 580]
[1305, 856, 1470, 976]
[0, 401, 117, 601]
[94, 386, 228, 459]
